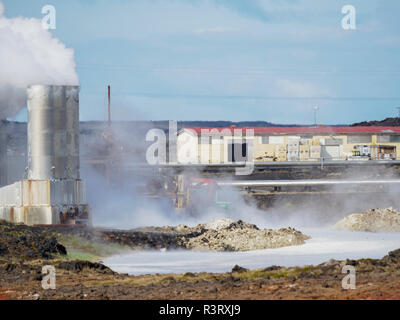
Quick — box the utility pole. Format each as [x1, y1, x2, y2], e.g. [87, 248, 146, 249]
[106, 85, 111, 187]
[108, 85, 111, 128]
[396, 106, 400, 118]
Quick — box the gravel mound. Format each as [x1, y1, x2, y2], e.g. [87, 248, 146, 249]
[180, 218, 310, 251]
[333, 208, 400, 232]
[203, 218, 240, 230]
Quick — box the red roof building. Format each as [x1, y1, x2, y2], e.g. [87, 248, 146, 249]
[181, 126, 400, 135]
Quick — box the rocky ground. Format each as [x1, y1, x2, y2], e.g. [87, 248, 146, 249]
[1, 247, 400, 300]
[0, 221, 67, 260]
[0, 219, 400, 300]
[334, 208, 400, 232]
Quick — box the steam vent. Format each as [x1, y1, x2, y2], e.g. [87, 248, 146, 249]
[0, 85, 90, 226]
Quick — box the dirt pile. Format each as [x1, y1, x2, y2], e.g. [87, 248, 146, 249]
[334, 208, 400, 232]
[180, 219, 310, 251]
[99, 228, 194, 250]
[100, 219, 310, 252]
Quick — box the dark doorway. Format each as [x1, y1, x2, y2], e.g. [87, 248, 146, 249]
[228, 142, 248, 162]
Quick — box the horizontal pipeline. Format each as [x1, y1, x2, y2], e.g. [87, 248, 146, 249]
[217, 179, 400, 187]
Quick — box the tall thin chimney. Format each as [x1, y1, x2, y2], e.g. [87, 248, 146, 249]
[108, 85, 111, 128]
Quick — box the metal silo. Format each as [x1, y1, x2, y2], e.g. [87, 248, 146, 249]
[0, 85, 90, 226]
[27, 85, 55, 180]
[0, 121, 6, 187]
[53, 86, 68, 179]
[66, 86, 80, 179]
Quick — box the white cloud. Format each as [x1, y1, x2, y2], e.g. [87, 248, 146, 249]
[0, 1, 78, 119]
[275, 79, 331, 98]
[374, 35, 400, 47]
[194, 27, 239, 34]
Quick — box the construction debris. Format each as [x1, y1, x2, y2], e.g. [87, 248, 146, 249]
[333, 208, 400, 232]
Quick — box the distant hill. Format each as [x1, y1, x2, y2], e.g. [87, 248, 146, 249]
[351, 117, 400, 127]
[145, 120, 328, 129]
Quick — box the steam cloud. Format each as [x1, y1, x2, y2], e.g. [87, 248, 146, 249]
[82, 123, 400, 230]
[0, 1, 78, 119]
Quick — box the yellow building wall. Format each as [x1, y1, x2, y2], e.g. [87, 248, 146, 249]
[187, 132, 400, 164]
[342, 135, 400, 159]
[253, 134, 400, 162]
[198, 142, 225, 164]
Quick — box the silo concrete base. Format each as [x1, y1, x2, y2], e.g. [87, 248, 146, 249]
[0, 205, 90, 226]
[0, 179, 91, 226]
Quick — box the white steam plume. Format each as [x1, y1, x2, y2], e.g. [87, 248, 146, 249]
[0, 1, 78, 119]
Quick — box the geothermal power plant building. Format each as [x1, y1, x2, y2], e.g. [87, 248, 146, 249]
[0, 85, 90, 226]
[177, 126, 400, 164]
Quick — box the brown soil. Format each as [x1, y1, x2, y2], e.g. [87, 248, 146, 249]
[1, 249, 400, 300]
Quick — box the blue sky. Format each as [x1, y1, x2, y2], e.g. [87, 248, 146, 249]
[3, 0, 400, 124]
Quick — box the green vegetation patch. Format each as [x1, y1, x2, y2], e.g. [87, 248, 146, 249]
[57, 233, 131, 261]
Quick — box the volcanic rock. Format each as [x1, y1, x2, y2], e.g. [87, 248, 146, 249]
[232, 265, 248, 273]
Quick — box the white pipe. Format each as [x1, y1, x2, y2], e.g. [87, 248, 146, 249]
[217, 179, 400, 187]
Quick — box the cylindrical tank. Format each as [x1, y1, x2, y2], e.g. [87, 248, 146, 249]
[53, 86, 67, 179]
[27, 85, 80, 180]
[27, 85, 55, 180]
[0, 120, 6, 186]
[66, 86, 80, 179]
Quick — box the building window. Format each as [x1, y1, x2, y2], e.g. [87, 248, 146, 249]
[377, 135, 390, 143]
[376, 135, 400, 143]
[325, 138, 343, 146]
[259, 136, 269, 144]
[198, 136, 212, 144]
[269, 136, 284, 144]
[390, 135, 400, 142]
[347, 135, 372, 144]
